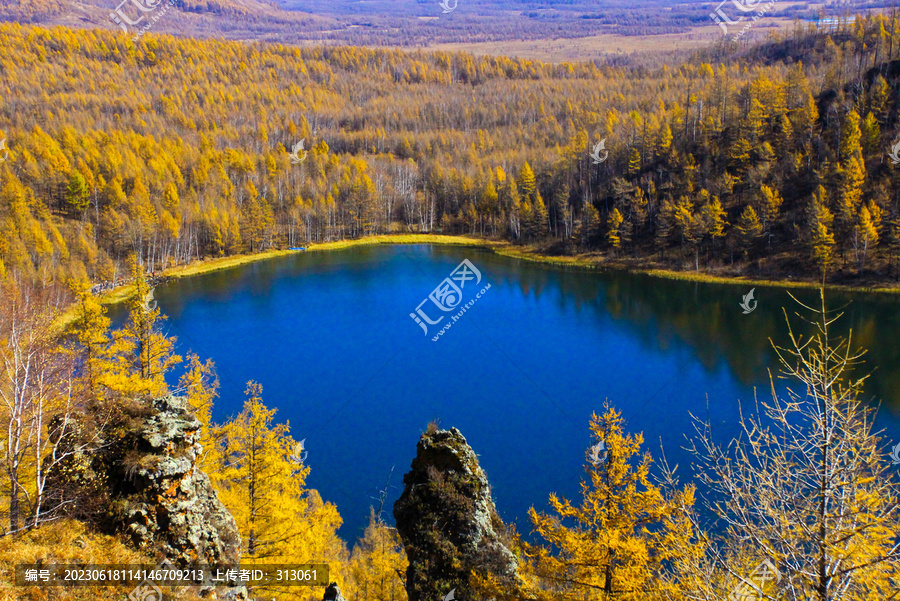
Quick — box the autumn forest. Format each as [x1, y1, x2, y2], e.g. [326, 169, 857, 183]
[3, 10, 900, 601]
[4, 17, 900, 289]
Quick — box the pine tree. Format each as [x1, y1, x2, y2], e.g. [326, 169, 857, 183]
[656, 123, 673, 160]
[627, 147, 641, 176]
[65, 172, 90, 214]
[178, 354, 218, 468]
[607, 207, 624, 252]
[532, 192, 549, 238]
[758, 184, 783, 236]
[517, 162, 537, 200]
[702, 195, 727, 242]
[811, 221, 836, 276]
[834, 110, 867, 253]
[808, 186, 835, 275]
[626, 187, 648, 244]
[655, 198, 676, 258]
[861, 111, 881, 157]
[520, 200, 534, 241]
[103, 263, 181, 399]
[578, 203, 600, 248]
[68, 280, 113, 398]
[213, 381, 345, 596]
[853, 204, 879, 272]
[673, 197, 705, 270]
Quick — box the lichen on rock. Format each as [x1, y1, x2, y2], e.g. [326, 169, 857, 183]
[118, 395, 241, 566]
[50, 395, 245, 598]
[393, 425, 520, 601]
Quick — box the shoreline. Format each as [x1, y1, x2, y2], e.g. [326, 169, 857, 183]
[55, 233, 900, 330]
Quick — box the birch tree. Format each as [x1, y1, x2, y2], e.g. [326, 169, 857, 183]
[0, 279, 97, 532]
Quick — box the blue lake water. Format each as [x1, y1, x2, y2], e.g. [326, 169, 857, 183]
[112, 244, 900, 542]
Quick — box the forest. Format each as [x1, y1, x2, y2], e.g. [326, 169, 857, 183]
[5, 17, 900, 290]
[1, 13, 900, 600]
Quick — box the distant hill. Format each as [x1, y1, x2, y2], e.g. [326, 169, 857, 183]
[0, 0, 885, 50]
[0, 0, 338, 43]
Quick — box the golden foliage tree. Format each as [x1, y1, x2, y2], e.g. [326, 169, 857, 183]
[103, 264, 181, 399]
[212, 381, 346, 599]
[525, 404, 702, 600]
[178, 353, 218, 468]
[348, 510, 408, 601]
[607, 208, 624, 252]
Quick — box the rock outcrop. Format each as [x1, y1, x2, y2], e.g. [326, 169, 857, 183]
[322, 582, 349, 601]
[114, 395, 241, 565]
[50, 395, 244, 597]
[393, 426, 520, 601]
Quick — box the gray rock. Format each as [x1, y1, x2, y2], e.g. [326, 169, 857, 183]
[49, 395, 245, 599]
[394, 426, 520, 601]
[323, 581, 348, 601]
[120, 395, 241, 567]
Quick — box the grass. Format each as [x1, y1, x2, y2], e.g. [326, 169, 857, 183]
[492, 244, 900, 293]
[0, 519, 205, 601]
[410, 16, 795, 63]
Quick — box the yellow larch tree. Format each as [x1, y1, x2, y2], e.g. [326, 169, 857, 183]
[101, 262, 180, 399]
[347, 509, 408, 601]
[68, 279, 115, 399]
[688, 291, 900, 600]
[212, 381, 346, 600]
[525, 404, 703, 600]
[177, 353, 219, 468]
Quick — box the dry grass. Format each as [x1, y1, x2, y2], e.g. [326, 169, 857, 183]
[404, 18, 796, 63]
[0, 519, 205, 601]
[304, 234, 493, 251]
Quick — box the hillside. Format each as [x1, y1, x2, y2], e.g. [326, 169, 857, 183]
[0, 0, 338, 44]
[0, 0, 886, 49]
[2, 19, 900, 288]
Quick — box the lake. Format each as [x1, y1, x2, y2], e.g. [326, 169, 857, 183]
[113, 244, 900, 542]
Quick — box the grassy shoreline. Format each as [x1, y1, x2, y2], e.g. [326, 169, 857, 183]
[55, 233, 900, 330]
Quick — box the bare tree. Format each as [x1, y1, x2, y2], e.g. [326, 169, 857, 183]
[681, 290, 900, 600]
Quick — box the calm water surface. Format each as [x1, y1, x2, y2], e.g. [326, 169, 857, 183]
[113, 245, 900, 540]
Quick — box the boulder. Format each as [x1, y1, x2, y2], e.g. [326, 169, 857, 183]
[323, 581, 348, 601]
[49, 395, 245, 599]
[393, 426, 519, 601]
[119, 395, 240, 567]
